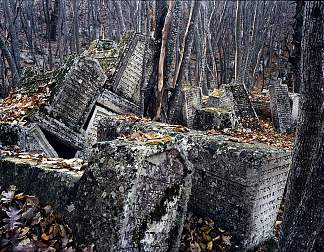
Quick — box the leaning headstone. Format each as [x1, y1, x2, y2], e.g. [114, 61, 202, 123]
[269, 80, 292, 133]
[69, 138, 192, 251]
[97, 117, 292, 249]
[224, 84, 258, 124]
[84, 105, 114, 146]
[168, 84, 202, 127]
[109, 34, 154, 111]
[25, 124, 58, 157]
[49, 56, 107, 131]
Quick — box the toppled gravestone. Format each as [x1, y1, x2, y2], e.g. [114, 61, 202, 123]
[269, 79, 292, 133]
[168, 84, 202, 127]
[98, 116, 291, 249]
[187, 135, 291, 248]
[0, 135, 193, 252]
[48, 56, 107, 131]
[224, 83, 258, 124]
[68, 137, 193, 252]
[1, 33, 154, 159]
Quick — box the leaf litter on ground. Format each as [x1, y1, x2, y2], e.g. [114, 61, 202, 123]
[0, 185, 94, 252]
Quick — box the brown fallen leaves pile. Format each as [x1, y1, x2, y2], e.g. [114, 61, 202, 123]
[0, 86, 50, 125]
[208, 119, 293, 149]
[0, 185, 93, 252]
[180, 213, 235, 252]
[119, 131, 173, 145]
[0, 147, 87, 172]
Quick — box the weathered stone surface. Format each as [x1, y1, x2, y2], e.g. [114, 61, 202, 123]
[187, 135, 291, 248]
[0, 124, 26, 148]
[49, 56, 107, 131]
[84, 105, 115, 146]
[25, 124, 58, 157]
[192, 108, 236, 131]
[97, 89, 142, 115]
[98, 117, 291, 249]
[108, 34, 154, 109]
[0, 157, 81, 213]
[224, 84, 258, 123]
[69, 139, 192, 252]
[269, 80, 292, 133]
[168, 85, 202, 127]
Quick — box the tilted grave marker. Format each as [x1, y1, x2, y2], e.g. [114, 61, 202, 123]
[109, 34, 154, 111]
[84, 105, 114, 146]
[97, 89, 142, 115]
[224, 84, 258, 124]
[49, 56, 107, 131]
[97, 117, 291, 249]
[269, 80, 292, 133]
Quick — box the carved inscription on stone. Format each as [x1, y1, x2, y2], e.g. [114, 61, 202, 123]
[50, 57, 107, 130]
[85, 106, 113, 146]
[224, 84, 258, 121]
[183, 87, 202, 127]
[115, 40, 145, 105]
[269, 80, 292, 133]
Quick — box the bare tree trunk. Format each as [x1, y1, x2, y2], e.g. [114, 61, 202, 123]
[114, 0, 126, 34]
[280, 2, 324, 251]
[154, 0, 175, 120]
[3, 0, 21, 74]
[0, 33, 20, 87]
[234, 1, 241, 83]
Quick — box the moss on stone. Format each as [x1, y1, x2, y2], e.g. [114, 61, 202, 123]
[210, 88, 224, 97]
[202, 107, 228, 113]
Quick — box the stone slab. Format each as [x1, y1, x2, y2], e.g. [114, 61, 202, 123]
[0, 157, 81, 213]
[49, 56, 107, 131]
[109, 34, 154, 108]
[84, 105, 115, 146]
[224, 84, 258, 123]
[192, 108, 236, 131]
[269, 81, 292, 133]
[25, 124, 58, 158]
[187, 135, 291, 248]
[69, 138, 192, 252]
[97, 89, 142, 115]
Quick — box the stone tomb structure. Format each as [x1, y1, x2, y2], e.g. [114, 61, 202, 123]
[269, 79, 292, 133]
[97, 116, 291, 249]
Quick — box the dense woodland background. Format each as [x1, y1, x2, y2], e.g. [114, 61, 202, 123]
[0, 0, 297, 101]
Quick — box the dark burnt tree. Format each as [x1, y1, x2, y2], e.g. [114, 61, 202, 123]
[279, 1, 324, 251]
